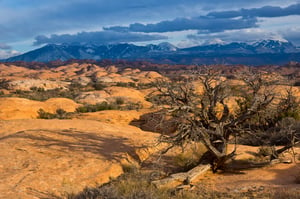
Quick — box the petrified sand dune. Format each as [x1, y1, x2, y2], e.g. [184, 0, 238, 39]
[104, 86, 152, 108]
[0, 119, 159, 199]
[0, 64, 39, 80]
[271, 85, 300, 98]
[0, 64, 165, 91]
[77, 110, 145, 125]
[75, 91, 110, 104]
[8, 79, 69, 91]
[0, 97, 79, 120]
[1, 62, 299, 198]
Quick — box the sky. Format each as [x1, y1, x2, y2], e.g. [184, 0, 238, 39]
[0, 0, 300, 58]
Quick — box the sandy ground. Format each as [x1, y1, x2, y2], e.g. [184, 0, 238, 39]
[198, 162, 300, 194]
[197, 145, 300, 193]
[142, 143, 300, 196]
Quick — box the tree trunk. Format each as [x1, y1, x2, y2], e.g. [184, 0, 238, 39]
[270, 141, 300, 160]
[152, 164, 211, 188]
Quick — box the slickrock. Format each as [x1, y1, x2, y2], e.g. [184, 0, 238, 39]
[0, 119, 159, 199]
[0, 97, 79, 120]
[8, 79, 69, 91]
[104, 86, 152, 108]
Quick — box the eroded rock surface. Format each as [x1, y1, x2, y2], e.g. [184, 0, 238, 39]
[0, 119, 158, 198]
[0, 97, 79, 120]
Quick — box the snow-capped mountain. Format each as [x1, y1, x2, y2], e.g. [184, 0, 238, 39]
[252, 40, 297, 54]
[4, 42, 177, 62]
[3, 40, 300, 65]
[181, 40, 298, 54]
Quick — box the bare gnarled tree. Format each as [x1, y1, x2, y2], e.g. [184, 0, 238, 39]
[152, 68, 299, 173]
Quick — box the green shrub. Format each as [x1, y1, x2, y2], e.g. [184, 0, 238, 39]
[55, 108, 70, 119]
[269, 188, 300, 199]
[67, 172, 201, 199]
[30, 86, 45, 92]
[257, 146, 273, 157]
[294, 81, 300, 86]
[67, 171, 288, 199]
[115, 82, 136, 88]
[137, 83, 155, 89]
[37, 108, 72, 119]
[37, 109, 56, 119]
[76, 102, 117, 113]
[124, 102, 143, 111]
[0, 79, 10, 89]
[76, 100, 142, 113]
[115, 97, 125, 105]
[11, 88, 79, 101]
[93, 82, 107, 90]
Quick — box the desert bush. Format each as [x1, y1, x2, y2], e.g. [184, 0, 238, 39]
[55, 108, 71, 119]
[294, 81, 300, 86]
[137, 82, 156, 89]
[115, 97, 125, 105]
[238, 118, 300, 146]
[124, 102, 143, 110]
[30, 86, 45, 92]
[121, 163, 139, 174]
[69, 82, 92, 92]
[11, 88, 79, 101]
[76, 102, 117, 113]
[37, 109, 55, 119]
[67, 171, 290, 199]
[0, 79, 10, 89]
[67, 172, 205, 199]
[93, 82, 107, 90]
[37, 108, 72, 119]
[115, 82, 136, 88]
[257, 146, 274, 157]
[76, 99, 142, 113]
[269, 188, 300, 199]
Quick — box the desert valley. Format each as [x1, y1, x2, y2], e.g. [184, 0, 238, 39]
[1, 1, 300, 198]
[0, 60, 299, 199]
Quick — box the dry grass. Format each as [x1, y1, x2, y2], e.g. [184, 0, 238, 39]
[67, 172, 201, 199]
[66, 169, 300, 199]
[269, 188, 300, 199]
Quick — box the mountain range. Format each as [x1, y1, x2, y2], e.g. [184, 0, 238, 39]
[3, 40, 300, 65]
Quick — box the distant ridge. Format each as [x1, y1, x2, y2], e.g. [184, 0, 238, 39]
[3, 40, 300, 65]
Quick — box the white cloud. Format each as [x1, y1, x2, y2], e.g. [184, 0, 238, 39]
[0, 50, 21, 59]
[186, 28, 287, 45]
[34, 30, 167, 46]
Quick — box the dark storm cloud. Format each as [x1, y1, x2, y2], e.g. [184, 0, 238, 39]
[0, 0, 299, 52]
[33, 30, 167, 45]
[105, 3, 300, 34]
[207, 3, 300, 18]
[105, 17, 258, 33]
[0, 0, 291, 43]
